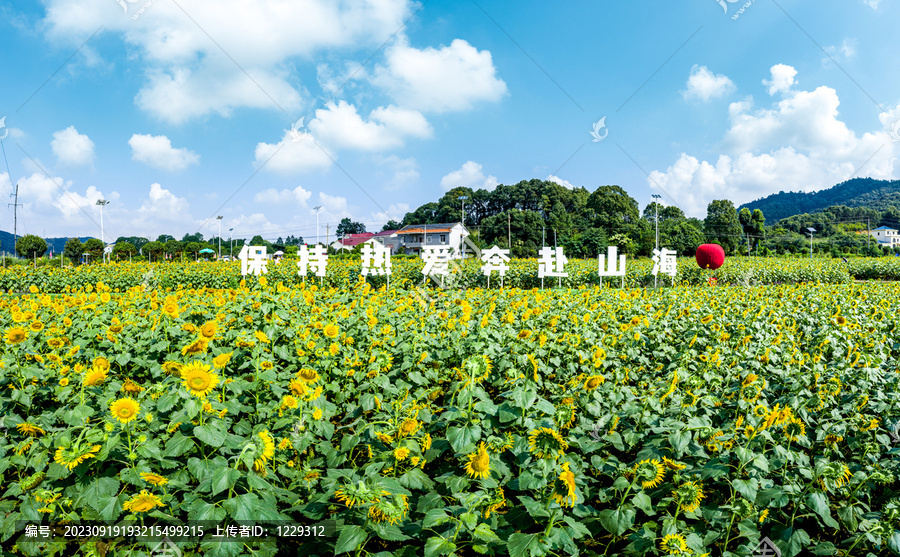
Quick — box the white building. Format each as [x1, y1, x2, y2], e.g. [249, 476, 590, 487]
[870, 226, 900, 247]
[393, 223, 470, 257]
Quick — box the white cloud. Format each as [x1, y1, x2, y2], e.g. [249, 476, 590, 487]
[823, 39, 857, 67]
[308, 101, 431, 151]
[51, 126, 95, 166]
[650, 69, 898, 217]
[129, 134, 200, 171]
[135, 64, 306, 125]
[683, 65, 735, 102]
[374, 155, 419, 190]
[762, 64, 797, 96]
[253, 185, 313, 206]
[42, 0, 414, 123]
[371, 202, 410, 224]
[440, 161, 499, 191]
[317, 191, 350, 220]
[863, 0, 882, 8]
[374, 39, 508, 112]
[253, 131, 334, 174]
[547, 175, 574, 189]
[317, 61, 368, 96]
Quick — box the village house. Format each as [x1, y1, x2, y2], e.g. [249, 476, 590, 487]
[389, 223, 470, 257]
[869, 226, 900, 247]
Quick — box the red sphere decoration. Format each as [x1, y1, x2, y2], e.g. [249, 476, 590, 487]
[695, 244, 725, 270]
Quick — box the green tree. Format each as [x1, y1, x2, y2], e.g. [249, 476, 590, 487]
[382, 220, 402, 231]
[185, 242, 201, 257]
[739, 208, 766, 254]
[182, 232, 203, 243]
[16, 235, 48, 258]
[336, 218, 367, 236]
[113, 241, 137, 260]
[665, 221, 704, 256]
[705, 200, 743, 254]
[481, 209, 543, 258]
[63, 238, 83, 265]
[548, 201, 574, 238]
[165, 240, 183, 257]
[249, 235, 268, 247]
[143, 241, 165, 260]
[83, 239, 105, 260]
[586, 185, 641, 236]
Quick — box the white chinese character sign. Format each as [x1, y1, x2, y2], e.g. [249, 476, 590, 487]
[238, 245, 268, 276]
[538, 246, 568, 287]
[298, 244, 329, 282]
[421, 247, 453, 282]
[480, 246, 510, 288]
[598, 246, 627, 288]
[361, 242, 392, 286]
[651, 248, 677, 286]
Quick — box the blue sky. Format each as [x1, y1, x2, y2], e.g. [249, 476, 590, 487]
[0, 0, 898, 243]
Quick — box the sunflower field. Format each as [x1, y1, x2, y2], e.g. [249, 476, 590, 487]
[1, 272, 900, 557]
[2, 255, 898, 293]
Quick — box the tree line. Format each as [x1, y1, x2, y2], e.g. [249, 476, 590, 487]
[12, 178, 900, 262]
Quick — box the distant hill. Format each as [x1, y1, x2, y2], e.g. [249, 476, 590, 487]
[0, 230, 93, 256]
[740, 178, 900, 222]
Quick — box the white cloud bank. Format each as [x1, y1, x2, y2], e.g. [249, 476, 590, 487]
[650, 64, 899, 217]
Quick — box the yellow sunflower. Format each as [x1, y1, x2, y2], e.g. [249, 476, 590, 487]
[464, 442, 491, 479]
[110, 398, 141, 424]
[53, 444, 101, 470]
[671, 480, 705, 513]
[212, 352, 232, 369]
[122, 379, 143, 394]
[199, 321, 217, 340]
[399, 418, 420, 437]
[528, 428, 568, 459]
[551, 462, 578, 507]
[181, 362, 219, 398]
[122, 490, 164, 513]
[139, 472, 169, 486]
[82, 369, 107, 387]
[660, 533, 688, 555]
[584, 375, 605, 390]
[5, 327, 27, 344]
[253, 430, 277, 472]
[93, 357, 111, 373]
[633, 459, 666, 489]
[16, 423, 46, 437]
[323, 323, 339, 339]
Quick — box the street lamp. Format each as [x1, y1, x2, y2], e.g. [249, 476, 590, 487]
[229, 228, 234, 258]
[313, 205, 323, 246]
[458, 196, 468, 257]
[96, 199, 110, 263]
[651, 194, 661, 252]
[807, 227, 816, 258]
[216, 216, 223, 259]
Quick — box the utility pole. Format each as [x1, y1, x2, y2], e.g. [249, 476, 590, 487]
[96, 199, 110, 263]
[216, 216, 223, 259]
[9, 182, 22, 249]
[508, 211, 511, 253]
[313, 205, 323, 245]
[229, 228, 234, 258]
[651, 194, 661, 252]
[458, 196, 467, 258]
[326, 223, 330, 252]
